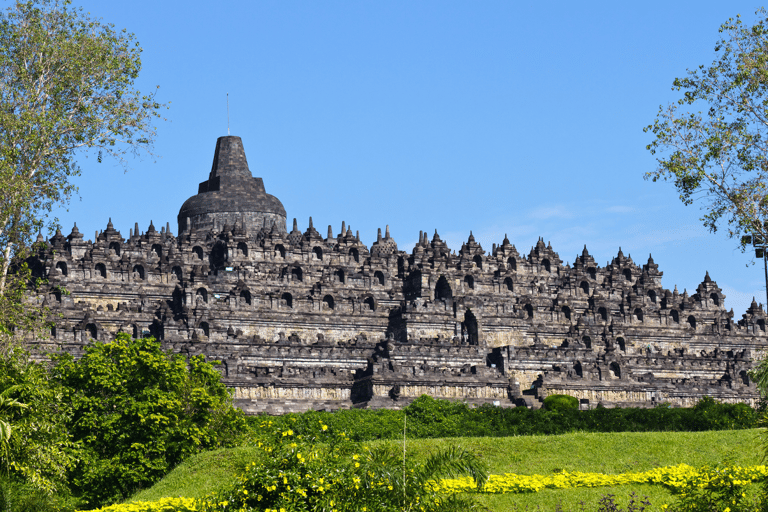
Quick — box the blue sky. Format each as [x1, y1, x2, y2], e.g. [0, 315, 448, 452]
[52, 1, 768, 317]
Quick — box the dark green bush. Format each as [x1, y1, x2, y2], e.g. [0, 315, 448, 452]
[249, 395, 759, 442]
[54, 334, 247, 507]
[543, 394, 579, 411]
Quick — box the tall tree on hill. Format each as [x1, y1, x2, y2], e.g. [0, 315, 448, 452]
[0, 0, 166, 341]
[645, 9, 768, 252]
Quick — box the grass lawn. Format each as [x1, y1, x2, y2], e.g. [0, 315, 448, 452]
[131, 429, 765, 510]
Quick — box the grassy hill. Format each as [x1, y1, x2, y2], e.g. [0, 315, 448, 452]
[130, 429, 764, 511]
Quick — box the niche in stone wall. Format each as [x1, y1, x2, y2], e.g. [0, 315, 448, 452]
[508, 257, 517, 271]
[109, 242, 121, 256]
[740, 370, 750, 385]
[193, 246, 204, 260]
[56, 261, 68, 276]
[573, 361, 583, 377]
[504, 277, 513, 292]
[435, 276, 452, 301]
[85, 323, 97, 340]
[463, 309, 479, 345]
[322, 295, 334, 310]
[17, 259, 35, 279]
[598, 307, 608, 321]
[710, 293, 720, 306]
[281, 292, 293, 308]
[95, 263, 107, 278]
[542, 259, 551, 272]
[473, 254, 483, 269]
[199, 322, 210, 337]
[132, 265, 145, 280]
[350, 248, 359, 263]
[313, 246, 323, 260]
[210, 242, 227, 269]
[374, 271, 385, 286]
[151, 244, 163, 259]
[525, 304, 534, 319]
[561, 306, 571, 320]
[240, 290, 252, 305]
[237, 242, 248, 257]
[609, 362, 621, 379]
[587, 267, 596, 279]
[196, 287, 208, 303]
[464, 275, 474, 290]
[758, 319, 766, 332]
[580, 281, 589, 295]
[150, 321, 164, 340]
[616, 337, 626, 352]
[172, 266, 182, 281]
[671, 310, 680, 323]
[364, 296, 376, 311]
[623, 268, 632, 281]
[582, 335, 591, 348]
[275, 245, 286, 259]
[634, 308, 643, 322]
[291, 266, 303, 282]
[335, 269, 345, 284]
[687, 315, 696, 329]
[648, 290, 657, 303]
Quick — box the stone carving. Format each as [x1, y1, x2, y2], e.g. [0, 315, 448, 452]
[25, 136, 764, 414]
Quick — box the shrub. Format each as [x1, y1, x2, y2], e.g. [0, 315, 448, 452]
[53, 334, 246, 507]
[0, 349, 79, 496]
[250, 395, 758, 443]
[201, 419, 487, 512]
[543, 394, 579, 412]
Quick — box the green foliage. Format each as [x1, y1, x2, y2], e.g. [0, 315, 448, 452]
[249, 396, 759, 442]
[0, 348, 78, 496]
[53, 333, 245, 507]
[543, 394, 579, 412]
[0, 0, 167, 322]
[135, 429, 761, 512]
[667, 461, 767, 512]
[644, 8, 768, 247]
[199, 419, 487, 512]
[0, 475, 75, 512]
[129, 446, 266, 502]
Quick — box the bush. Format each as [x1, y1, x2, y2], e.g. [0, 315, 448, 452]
[200, 418, 487, 512]
[53, 334, 246, 507]
[0, 349, 79, 496]
[0, 474, 76, 512]
[249, 395, 759, 442]
[543, 394, 579, 412]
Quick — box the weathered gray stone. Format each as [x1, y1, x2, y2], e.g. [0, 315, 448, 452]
[25, 136, 765, 413]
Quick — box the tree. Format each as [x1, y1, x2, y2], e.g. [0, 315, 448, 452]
[0, 0, 166, 338]
[0, 348, 79, 497]
[53, 334, 245, 507]
[644, 9, 768, 250]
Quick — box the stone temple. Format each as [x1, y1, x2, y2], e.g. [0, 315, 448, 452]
[27, 136, 764, 413]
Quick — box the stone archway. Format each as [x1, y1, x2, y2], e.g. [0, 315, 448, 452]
[463, 309, 479, 345]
